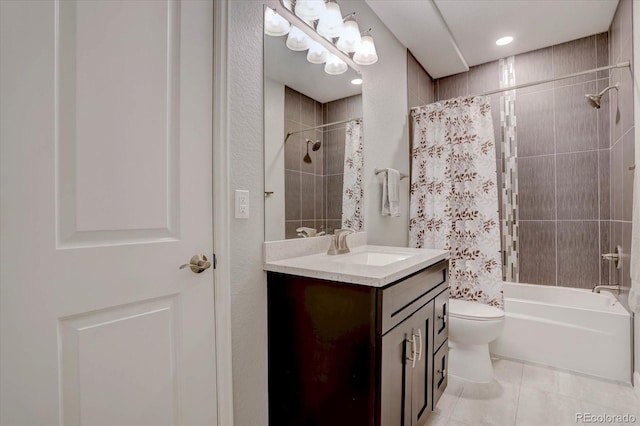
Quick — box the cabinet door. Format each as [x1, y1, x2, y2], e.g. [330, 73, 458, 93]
[433, 289, 449, 352]
[411, 301, 434, 426]
[379, 321, 413, 426]
[433, 341, 449, 408]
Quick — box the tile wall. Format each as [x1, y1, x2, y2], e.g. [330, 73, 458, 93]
[608, 0, 634, 294]
[322, 94, 363, 232]
[414, 22, 634, 289]
[284, 86, 362, 238]
[407, 51, 435, 109]
[284, 86, 325, 238]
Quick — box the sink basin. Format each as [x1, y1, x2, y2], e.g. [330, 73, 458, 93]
[333, 252, 412, 267]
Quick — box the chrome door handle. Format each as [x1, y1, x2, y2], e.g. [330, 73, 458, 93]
[416, 328, 423, 361]
[179, 254, 212, 273]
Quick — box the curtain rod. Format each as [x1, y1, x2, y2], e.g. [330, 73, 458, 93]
[411, 60, 631, 111]
[284, 117, 362, 143]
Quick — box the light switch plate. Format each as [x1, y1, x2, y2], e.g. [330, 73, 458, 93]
[235, 190, 249, 219]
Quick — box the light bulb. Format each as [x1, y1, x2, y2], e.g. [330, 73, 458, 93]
[307, 40, 329, 64]
[337, 19, 361, 53]
[264, 8, 290, 37]
[286, 25, 311, 51]
[324, 53, 348, 75]
[295, 0, 326, 21]
[353, 34, 378, 65]
[316, 2, 344, 39]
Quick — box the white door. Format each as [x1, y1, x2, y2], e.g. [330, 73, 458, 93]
[0, 1, 217, 425]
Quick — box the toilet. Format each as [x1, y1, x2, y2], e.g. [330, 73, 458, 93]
[448, 299, 505, 383]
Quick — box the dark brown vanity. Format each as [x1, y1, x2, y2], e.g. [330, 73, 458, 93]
[267, 259, 449, 426]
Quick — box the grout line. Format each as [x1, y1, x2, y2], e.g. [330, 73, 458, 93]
[597, 95, 602, 285]
[518, 219, 603, 222]
[552, 49, 559, 288]
[519, 148, 609, 160]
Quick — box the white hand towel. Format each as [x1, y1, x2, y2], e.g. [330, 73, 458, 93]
[630, 168, 640, 311]
[382, 168, 401, 217]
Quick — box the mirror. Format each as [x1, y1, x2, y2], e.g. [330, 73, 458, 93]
[263, 4, 364, 241]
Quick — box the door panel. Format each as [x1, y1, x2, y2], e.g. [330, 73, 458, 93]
[0, 1, 216, 424]
[411, 302, 434, 426]
[60, 297, 180, 426]
[379, 322, 412, 426]
[57, 0, 180, 244]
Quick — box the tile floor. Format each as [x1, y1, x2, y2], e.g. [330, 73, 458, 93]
[428, 358, 640, 426]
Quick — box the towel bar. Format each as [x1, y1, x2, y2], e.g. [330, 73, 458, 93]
[374, 168, 409, 180]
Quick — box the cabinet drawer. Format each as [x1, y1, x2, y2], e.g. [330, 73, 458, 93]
[433, 289, 449, 353]
[432, 341, 448, 409]
[379, 261, 447, 335]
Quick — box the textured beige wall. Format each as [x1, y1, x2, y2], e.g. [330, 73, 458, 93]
[339, 0, 411, 247]
[227, 1, 268, 424]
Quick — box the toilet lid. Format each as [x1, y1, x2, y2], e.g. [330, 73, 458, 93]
[449, 299, 504, 320]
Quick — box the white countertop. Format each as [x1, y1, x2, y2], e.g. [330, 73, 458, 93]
[263, 244, 449, 288]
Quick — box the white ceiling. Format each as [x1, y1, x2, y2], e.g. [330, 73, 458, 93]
[366, 0, 619, 78]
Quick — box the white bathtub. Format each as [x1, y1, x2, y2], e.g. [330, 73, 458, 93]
[489, 282, 632, 383]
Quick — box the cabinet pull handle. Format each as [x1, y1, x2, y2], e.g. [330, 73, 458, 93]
[437, 353, 447, 387]
[416, 328, 423, 361]
[437, 304, 447, 333]
[407, 334, 417, 369]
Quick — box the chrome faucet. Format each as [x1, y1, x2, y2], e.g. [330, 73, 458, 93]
[296, 227, 317, 238]
[296, 227, 325, 238]
[326, 228, 355, 255]
[592, 285, 622, 294]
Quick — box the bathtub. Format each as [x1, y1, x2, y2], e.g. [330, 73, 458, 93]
[489, 282, 632, 383]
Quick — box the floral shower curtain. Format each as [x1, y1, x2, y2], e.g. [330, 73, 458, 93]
[342, 119, 364, 231]
[409, 96, 503, 308]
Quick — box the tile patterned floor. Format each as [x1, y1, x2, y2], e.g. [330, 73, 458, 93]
[427, 358, 640, 426]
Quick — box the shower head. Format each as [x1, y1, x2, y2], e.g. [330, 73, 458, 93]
[303, 139, 321, 163]
[586, 94, 601, 109]
[307, 139, 322, 151]
[585, 83, 619, 109]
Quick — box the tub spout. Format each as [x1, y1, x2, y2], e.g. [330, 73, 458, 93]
[592, 285, 622, 294]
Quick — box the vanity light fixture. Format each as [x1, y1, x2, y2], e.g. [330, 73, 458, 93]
[336, 14, 361, 53]
[316, 0, 344, 39]
[495, 36, 514, 46]
[353, 30, 378, 65]
[264, 6, 291, 36]
[307, 40, 330, 64]
[266, 0, 377, 77]
[324, 53, 348, 75]
[294, 0, 326, 21]
[286, 25, 311, 51]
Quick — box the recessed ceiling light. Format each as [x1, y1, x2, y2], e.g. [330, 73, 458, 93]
[351, 78, 363, 85]
[496, 36, 514, 46]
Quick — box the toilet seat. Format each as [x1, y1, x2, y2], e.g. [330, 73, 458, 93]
[449, 299, 504, 321]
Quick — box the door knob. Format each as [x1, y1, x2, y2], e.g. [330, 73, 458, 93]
[179, 254, 212, 273]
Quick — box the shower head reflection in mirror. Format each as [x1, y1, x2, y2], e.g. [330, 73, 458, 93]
[303, 138, 322, 163]
[584, 83, 619, 109]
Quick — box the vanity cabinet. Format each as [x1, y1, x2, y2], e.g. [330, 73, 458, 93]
[267, 259, 449, 426]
